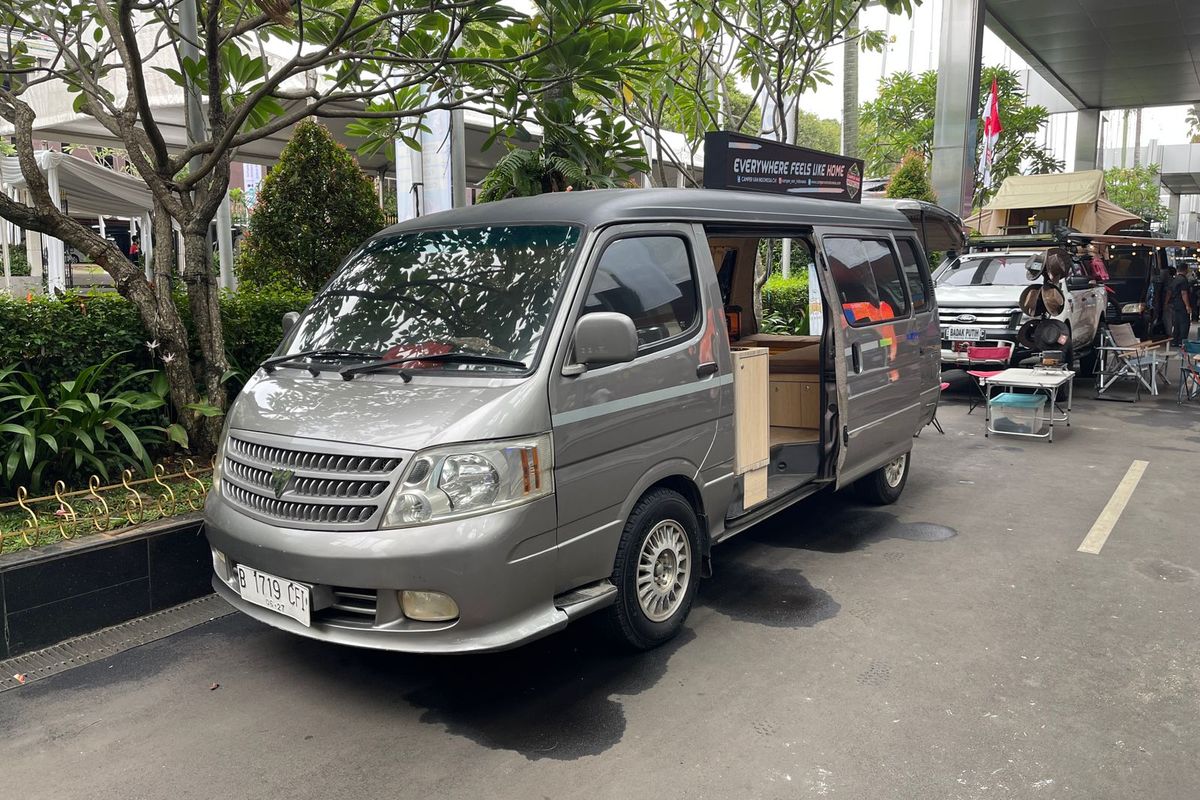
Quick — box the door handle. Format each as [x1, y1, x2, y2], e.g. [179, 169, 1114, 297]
[697, 361, 718, 378]
[851, 343, 863, 374]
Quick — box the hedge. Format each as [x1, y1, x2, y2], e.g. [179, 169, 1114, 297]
[0, 288, 313, 392]
[761, 273, 809, 335]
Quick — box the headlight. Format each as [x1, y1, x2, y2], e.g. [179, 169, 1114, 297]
[1121, 302, 1146, 314]
[381, 434, 553, 528]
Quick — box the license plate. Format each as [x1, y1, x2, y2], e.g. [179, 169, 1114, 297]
[945, 325, 984, 341]
[236, 565, 312, 627]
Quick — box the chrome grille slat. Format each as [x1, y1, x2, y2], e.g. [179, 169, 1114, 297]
[227, 437, 400, 475]
[224, 483, 377, 525]
[223, 458, 388, 500]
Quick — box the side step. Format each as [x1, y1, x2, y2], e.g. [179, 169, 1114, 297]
[554, 580, 618, 620]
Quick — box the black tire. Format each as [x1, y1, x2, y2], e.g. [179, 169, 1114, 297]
[606, 488, 701, 650]
[854, 450, 910, 505]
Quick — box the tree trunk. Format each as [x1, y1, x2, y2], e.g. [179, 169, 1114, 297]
[181, 227, 228, 454]
[842, 13, 860, 159]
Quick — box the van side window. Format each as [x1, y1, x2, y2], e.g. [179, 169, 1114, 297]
[894, 238, 931, 312]
[583, 236, 698, 349]
[824, 237, 910, 326]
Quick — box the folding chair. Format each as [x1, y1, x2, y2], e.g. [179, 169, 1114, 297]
[1180, 341, 1200, 404]
[1096, 323, 1170, 400]
[964, 342, 1015, 413]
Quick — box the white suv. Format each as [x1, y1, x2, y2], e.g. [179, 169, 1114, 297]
[934, 250, 1105, 367]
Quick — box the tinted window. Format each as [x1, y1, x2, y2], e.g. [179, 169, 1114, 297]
[583, 236, 698, 348]
[894, 238, 930, 312]
[824, 237, 910, 326]
[933, 254, 1035, 287]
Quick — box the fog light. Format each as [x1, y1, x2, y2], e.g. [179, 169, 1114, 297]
[399, 590, 459, 622]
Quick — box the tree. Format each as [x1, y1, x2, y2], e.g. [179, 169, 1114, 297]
[0, 0, 635, 453]
[1186, 105, 1200, 144]
[861, 65, 1062, 201]
[886, 151, 935, 202]
[1104, 164, 1168, 227]
[842, 10, 860, 157]
[609, 0, 918, 186]
[237, 121, 384, 291]
[796, 109, 841, 153]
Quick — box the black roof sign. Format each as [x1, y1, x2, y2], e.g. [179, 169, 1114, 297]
[703, 131, 864, 204]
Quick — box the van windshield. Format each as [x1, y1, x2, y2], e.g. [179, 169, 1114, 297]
[282, 224, 581, 372]
[933, 254, 1035, 287]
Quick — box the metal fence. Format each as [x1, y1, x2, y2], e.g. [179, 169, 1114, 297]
[0, 461, 213, 550]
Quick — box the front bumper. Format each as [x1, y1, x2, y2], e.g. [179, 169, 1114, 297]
[940, 333, 1025, 367]
[204, 490, 566, 653]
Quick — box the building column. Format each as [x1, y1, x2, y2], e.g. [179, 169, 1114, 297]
[930, 0, 985, 219]
[1074, 108, 1100, 171]
[1168, 191, 1181, 236]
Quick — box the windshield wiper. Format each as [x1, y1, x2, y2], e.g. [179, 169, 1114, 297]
[262, 349, 379, 375]
[338, 352, 528, 381]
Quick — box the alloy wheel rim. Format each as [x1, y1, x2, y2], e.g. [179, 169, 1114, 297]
[884, 454, 907, 488]
[636, 519, 691, 623]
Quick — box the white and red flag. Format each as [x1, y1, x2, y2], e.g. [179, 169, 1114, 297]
[980, 78, 1003, 191]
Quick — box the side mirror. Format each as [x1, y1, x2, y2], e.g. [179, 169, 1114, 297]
[1066, 276, 1093, 291]
[281, 311, 300, 338]
[569, 312, 637, 372]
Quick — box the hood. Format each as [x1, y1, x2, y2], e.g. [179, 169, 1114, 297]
[934, 284, 1026, 307]
[227, 371, 549, 451]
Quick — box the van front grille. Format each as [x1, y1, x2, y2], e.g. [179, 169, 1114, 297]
[224, 483, 378, 525]
[228, 436, 401, 474]
[224, 458, 388, 500]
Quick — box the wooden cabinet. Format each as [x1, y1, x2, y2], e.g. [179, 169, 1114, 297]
[732, 347, 770, 507]
[769, 374, 820, 429]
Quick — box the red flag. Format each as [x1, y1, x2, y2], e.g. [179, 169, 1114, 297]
[981, 78, 1003, 189]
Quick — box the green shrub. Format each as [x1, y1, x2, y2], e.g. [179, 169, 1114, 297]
[220, 287, 314, 374]
[761, 273, 809, 335]
[7, 248, 30, 277]
[236, 120, 385, 291]
[0, 289, 313, 399]
[0, 353, 176, 494]
[0, 292, 153, 394]
[887, 152, 936, 203]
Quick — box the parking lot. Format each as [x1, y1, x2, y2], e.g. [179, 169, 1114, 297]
[2, 378, 1198, 799]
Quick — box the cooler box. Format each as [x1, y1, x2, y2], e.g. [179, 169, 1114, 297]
[990, 392, 1048, 435]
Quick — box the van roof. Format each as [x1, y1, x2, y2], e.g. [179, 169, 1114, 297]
[381, 187, 914, 235]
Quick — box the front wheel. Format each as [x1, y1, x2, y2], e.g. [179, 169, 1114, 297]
[606, 488, 701, 650]
[855, 451, 910, 505]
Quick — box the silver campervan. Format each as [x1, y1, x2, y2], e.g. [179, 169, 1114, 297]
[204, 189, 960, 653]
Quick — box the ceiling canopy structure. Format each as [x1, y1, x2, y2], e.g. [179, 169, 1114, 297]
[986, 0, 1200, 109]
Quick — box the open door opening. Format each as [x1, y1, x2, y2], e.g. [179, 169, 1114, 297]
[706, 226, 835, 520]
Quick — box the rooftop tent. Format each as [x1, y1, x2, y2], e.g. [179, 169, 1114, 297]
[965, 170, 1142, 236]
[0, 151, 157, 292]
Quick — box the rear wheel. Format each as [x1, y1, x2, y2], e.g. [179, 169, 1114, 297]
[855, 451, 910, 505]
[606, 488, 700, 650]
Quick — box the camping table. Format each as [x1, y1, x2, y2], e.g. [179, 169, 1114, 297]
[983, 368, 1075, 443]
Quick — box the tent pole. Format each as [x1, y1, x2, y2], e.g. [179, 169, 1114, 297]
[46, 159, 65, 293]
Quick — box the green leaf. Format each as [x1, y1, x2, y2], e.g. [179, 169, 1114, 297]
[166, 423, 190, 449]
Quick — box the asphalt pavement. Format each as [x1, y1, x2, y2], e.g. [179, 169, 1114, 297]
[2, 375, 1198, 799]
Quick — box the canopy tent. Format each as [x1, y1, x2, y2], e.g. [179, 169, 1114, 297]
[0, 151, 157, 293]
[965, 171, 1142, 236]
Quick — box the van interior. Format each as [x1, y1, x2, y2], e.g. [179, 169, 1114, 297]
[705, 228, 832, 520]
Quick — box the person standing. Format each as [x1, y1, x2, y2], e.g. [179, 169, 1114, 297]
[1164, 266, 1193, 346]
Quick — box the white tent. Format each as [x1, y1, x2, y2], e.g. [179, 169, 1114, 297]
[1, 151, 156, 293]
